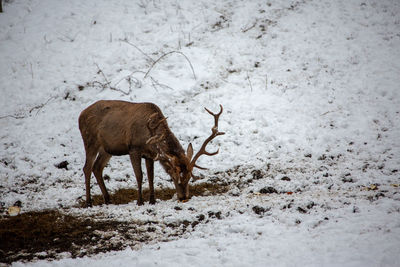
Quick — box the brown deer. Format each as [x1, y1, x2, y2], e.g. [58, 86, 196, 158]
[78, 100, 224, 207]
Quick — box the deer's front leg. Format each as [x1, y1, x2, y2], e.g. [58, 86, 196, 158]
[145, 158, 155, 204]
[130, 152, 144, 206]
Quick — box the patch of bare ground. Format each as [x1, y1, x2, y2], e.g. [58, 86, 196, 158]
[0, 182, 229, 264]
[0, 210, 133, 264]
[78, 182, 229, 207]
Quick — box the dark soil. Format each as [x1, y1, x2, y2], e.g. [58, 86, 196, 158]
[0, 182, 229, 264]
[78, 182, 229, 207]
[0, 210, 131, 263]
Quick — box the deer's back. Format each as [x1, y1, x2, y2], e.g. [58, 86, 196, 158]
[79, 100, 165, 155]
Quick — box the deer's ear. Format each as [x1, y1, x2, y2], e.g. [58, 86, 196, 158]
[186, 143, 194, 161]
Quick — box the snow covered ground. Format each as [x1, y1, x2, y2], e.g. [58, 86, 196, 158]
[1, 0, 400, 266]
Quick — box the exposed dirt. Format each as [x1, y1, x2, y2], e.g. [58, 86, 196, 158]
[0, 210, 131, 263]
[78, 182, 229, 207]
[0, 182, 229, 264]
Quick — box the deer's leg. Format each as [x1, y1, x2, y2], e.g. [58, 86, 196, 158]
[93, 149, 112, 205]
[130, 152, 144, 206]
[145, 158, 155, 204]
[83, 148, 98, 208]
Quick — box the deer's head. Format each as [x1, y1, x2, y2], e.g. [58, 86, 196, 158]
[147, 105, 224, 202]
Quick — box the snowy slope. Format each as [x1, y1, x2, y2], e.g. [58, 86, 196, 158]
[1, 0, 400, 266]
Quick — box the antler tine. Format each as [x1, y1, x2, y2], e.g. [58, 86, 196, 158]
[190, 105, 225, 170]
[194, 163, 208, 170]
[204, 104, 223, 129]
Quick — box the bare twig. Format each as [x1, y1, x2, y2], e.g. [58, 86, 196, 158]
[94, 63, 132, 95]
[242, 21, 258, 33]
[29, 96, 55, 115]
[121, 39, 155, 63]
[87, 81, 109, 89]
[113, 70, 146, 88]
[0, 96, 55, 119]
[0, 114, 26, 120]
[149, 76, 175, 91]
[320, 110, 335, 116]
[57, 31, 79, 42]
[144, 51, 197, 80]
[94, 63, 111, 86]
[320, 107, 342, 116]
[246, 71, 253, 92]
[149, 77, 159, 92]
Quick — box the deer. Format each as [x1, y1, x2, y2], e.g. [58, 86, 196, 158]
[78, 100, 224, 207]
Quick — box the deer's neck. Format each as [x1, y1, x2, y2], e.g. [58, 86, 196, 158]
[164, 132, 185, 156]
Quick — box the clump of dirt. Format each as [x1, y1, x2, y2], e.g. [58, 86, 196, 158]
[252, 206, 271, 215]
[259, 186, 278, 194]
[79, 182, 229, 207]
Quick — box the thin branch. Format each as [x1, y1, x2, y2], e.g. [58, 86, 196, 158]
[94, 63, 111, 86]
[320, 107, 342, 116]
[94, 63, 132, 95]
[150, 77, 159, 92]
[320, 110, 336, 116]
[121, 39, 155, 63]
[246, 71, 253, 92]
[29, 96, 55, 115]
[0, 114, 26, 120]
[242, 20, 258, 33]
[113, 70, 146, 87]
[0, 97, 55, 119]
[57, 31, 79, 42]
[149, 76, 175, 91]
[144, 51, 197, 80]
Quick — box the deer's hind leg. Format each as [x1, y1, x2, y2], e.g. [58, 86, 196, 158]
[93, 148, 112, 204]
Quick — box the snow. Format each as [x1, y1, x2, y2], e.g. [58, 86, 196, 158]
[1, 0, 400, 266]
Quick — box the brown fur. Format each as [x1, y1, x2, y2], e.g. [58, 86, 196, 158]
[78, 100, 223, 207]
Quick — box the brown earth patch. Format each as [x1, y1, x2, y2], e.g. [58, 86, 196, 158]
[0, 210, 134, 264]
[78, 182, 229, 207]
[1, 182, 229, 264]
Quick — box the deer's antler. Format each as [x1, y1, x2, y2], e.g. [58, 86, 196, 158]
[190, 105, 225, 170]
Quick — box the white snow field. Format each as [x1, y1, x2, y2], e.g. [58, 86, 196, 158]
[1, 0, 399, 266]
